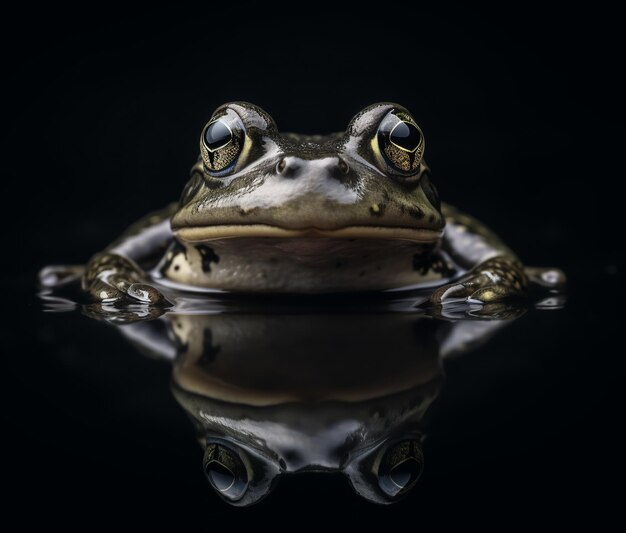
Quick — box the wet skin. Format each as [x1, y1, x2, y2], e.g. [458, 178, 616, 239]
[45, 102, 564, 303]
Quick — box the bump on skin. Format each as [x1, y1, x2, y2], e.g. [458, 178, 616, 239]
[369, 203, 386, 216]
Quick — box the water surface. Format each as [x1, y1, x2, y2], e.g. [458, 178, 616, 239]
[4, 275, 617, 527]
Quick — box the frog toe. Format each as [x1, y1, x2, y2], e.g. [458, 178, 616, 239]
[87, 278, 127, 303]
[467, 285, 513, 304]
[430, 282, 474, 304]
[431, 279, 521, 306]
[86, 277, 171, 307]
[127, 283, 171, 306]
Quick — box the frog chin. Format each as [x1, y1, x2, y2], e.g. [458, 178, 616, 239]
[174, 224, 442, 244]
[157, 234, 444, 293]
[164, 225, 446, 293]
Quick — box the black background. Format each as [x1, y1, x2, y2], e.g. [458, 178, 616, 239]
[3, 8, 623, 531]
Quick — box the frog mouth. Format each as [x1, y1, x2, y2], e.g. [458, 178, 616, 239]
[175, 224, 442, 243]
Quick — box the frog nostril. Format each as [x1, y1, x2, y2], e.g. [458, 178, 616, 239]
[276, 156, 302, 178]
[277, 156, 347, 180]
[276, 158, 286, 174]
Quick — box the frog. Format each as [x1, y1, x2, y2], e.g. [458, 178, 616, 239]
[58, 101, 564, 303]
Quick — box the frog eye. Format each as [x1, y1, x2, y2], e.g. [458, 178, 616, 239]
[376, 439, 424, 497]
[204, 120, 233, 151]
[203, 443, 249, 501]
[200, 114, 244, 175]
[376, 111, 425, 175]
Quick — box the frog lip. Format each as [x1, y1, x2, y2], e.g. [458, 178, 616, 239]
[175, 224, 442, 243]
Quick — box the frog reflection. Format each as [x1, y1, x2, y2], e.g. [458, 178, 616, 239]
[111, 304, 521, 505]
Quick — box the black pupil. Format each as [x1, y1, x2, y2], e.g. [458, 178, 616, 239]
[390, 121, 421, 152]
[389, 458, 421, 489]
[204, 120, 232, 151]
[206, 461, 235, 492]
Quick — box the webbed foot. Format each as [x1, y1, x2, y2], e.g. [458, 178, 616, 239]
[431, 256, 527, 305]
[82, 254, 171, 306]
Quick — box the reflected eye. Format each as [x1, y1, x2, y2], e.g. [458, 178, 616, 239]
[200, 115, 244, 175]
[203, 443, 249, 501]
[377, 111, 425, 175]
[377, 440, 424, 497]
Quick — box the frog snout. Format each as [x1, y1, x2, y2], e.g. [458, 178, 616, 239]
[276, 156, 350, 181]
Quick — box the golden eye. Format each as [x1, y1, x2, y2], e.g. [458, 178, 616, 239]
[200, 117, 243, 174]
[377, 111, 425, 175]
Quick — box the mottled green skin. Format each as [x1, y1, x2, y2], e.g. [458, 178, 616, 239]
[79, 102, 564, 304]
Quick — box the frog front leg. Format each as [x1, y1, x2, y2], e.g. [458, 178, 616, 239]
[431, 255, 527, 304]
[431, 204, 564, 304]
[82, 205, 177, 305]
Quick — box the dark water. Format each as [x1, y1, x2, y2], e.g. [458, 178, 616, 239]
[4, 267, 622, 529]
[3, 9, 622, 531]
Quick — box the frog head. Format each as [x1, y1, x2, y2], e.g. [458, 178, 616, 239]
[171, 101, 444, 244]
[167, 102, 446, 293]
